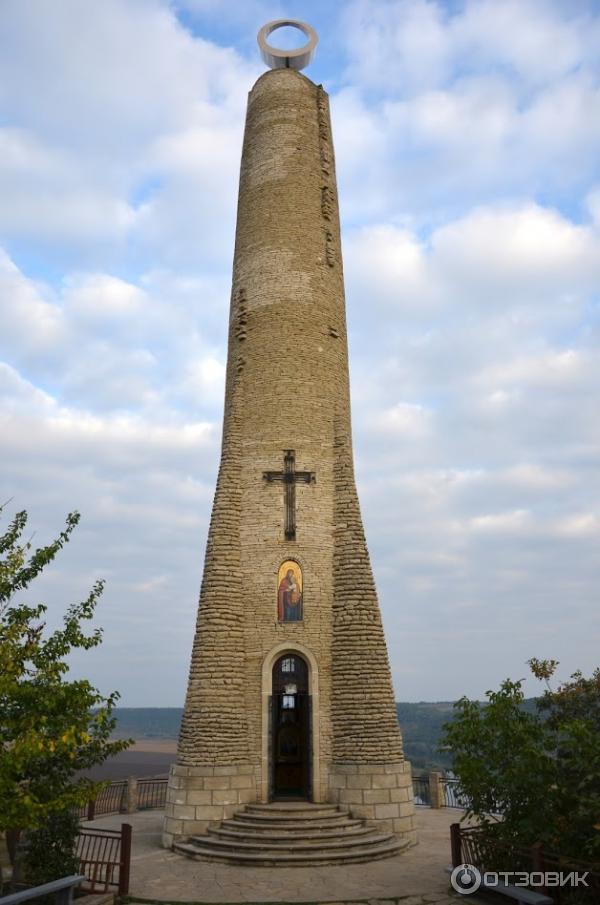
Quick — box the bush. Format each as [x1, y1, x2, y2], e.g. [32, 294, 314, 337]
[22, 811, 80, 889]
[441, 659, 600, 864]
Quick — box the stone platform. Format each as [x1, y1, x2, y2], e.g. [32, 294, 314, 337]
[82, 807, 470, 903]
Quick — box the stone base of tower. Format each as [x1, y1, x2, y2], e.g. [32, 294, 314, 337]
[328, 761, 417, 846]
[162, 763, 256, 848]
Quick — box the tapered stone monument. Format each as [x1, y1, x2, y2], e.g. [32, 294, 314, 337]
[163, 20, 416, 859]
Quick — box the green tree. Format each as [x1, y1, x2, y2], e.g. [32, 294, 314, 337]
[441, 660, 600, 864]
[531, 659, 600, 862]
[0, 507, 130, 838]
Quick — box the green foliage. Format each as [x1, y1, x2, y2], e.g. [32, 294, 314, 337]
[22, 811, 80, 889]
[442, 660, 600, 863]
[533, 661, 600, 862]
[0, 507, 131, 834]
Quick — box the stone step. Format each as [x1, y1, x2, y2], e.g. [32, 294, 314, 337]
[188, 832, 395, 853]
[245, 803, 343, 818]
[232, 809, 351, 825]
[246, 801, 341, 809]
[223, 815, 364, 833]
[174, 836, 406, 866]
[174, 800, 407, 867]
[209, 823, 374, 842]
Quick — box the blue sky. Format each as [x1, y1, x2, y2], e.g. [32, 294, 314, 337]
[1, 0, 599, 705]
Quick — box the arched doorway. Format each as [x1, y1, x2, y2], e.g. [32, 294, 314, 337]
[270, 654, 311, 799]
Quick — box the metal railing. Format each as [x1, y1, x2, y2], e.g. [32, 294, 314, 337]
[76, 774, 168, 821]
[412, 771, 470, 809]
[412, 773, 431, 806]
[442, 776, 468, 808]
[137, 778, 167, 810]
[78, 780, 127, 821]
[2, 826, 131, 899]
[76, 823, 131, 896]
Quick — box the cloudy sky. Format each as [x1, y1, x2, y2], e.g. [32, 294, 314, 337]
[2, 0, 599, 706]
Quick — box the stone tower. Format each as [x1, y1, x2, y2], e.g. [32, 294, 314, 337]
[163, 21, 416, 852]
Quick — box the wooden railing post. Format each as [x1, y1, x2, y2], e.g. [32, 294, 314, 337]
[118, 823, 132, 897]
[531, 841, 546, 894]
[450, 822, 462, 868]
[5, 829, 21, 866]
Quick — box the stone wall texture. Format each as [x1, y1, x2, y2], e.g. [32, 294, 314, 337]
[163, 68, 415, 849]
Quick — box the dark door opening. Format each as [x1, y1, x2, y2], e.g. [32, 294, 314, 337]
[271, 654, 311, 799]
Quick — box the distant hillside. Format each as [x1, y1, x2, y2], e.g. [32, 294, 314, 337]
[396, 701, 456, 772]
[112, 704, 454, 770]
[113, 699, 539, 774]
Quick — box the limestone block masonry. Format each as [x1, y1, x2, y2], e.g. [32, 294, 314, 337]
[163, 67, 416, 852]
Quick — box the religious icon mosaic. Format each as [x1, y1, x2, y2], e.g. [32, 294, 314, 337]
[277, 560, 303, 622]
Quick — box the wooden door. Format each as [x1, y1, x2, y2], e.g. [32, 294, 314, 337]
[271, 655, 310, 799]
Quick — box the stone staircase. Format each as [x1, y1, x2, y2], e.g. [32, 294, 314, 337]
[173, 801, 409, 866]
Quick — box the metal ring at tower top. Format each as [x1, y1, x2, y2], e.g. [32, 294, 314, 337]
[257, 20, 318, 71]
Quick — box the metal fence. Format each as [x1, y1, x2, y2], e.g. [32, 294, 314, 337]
[77, 780, 127, 821]
[138, 778, 168, 810]
[442, 777, 468, 808]
[412, 773, 431, 806]
[451, 823, 600, 904]
[95, 780, 127, 816]
[76, 823, 131, 896]
[76, 775, 168, 821]
[412, 772, 470, 809]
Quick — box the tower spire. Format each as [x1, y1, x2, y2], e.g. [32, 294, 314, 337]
[163, 28, 416, 855]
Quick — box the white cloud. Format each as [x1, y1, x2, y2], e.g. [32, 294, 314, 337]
[586, 187, 600, 224]
[0, 362, 56, 413]
[555, 513, 600, 538]
[375, 402, 433, 438]
[0, 0, 252, 146]
[468, 508, 533, 533]
[342, 0, 598, 92]
[0, 0, 258, 266]
[335, 1, 600, 225]
[342, 0, 451, 92]
[0, 248, 231, 416]
[503, 463, 573, 490]
[1, 0, 599, 704]
[174, 0, 284, 30]
[456, 0, 593, 86]
[344, 225, 432, 312]
[0, 128, 137, 243]
[432, 204, 600, 302]
[0, 339, 219, 702]
[180, 356, 226, 404]
[63, 274, 148, 320]
[0, 249, 66, 359]
[479, 349, 588, 391]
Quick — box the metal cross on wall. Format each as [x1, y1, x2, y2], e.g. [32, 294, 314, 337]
[263, 450, 316, 541]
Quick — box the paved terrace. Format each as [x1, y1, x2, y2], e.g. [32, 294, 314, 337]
[84, 807, 470, 904]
